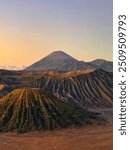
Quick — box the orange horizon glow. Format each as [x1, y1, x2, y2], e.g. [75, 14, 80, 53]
[0, 0, 112, 67]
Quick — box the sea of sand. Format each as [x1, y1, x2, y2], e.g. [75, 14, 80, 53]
[0, 124, 112, 150]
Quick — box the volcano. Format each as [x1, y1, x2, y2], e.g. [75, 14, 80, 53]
[25, 51, 113, 72]
[0, 88, 91, 132]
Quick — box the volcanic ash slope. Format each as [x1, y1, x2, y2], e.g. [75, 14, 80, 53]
[29, 69, 113, 108]
[0, 88, 99, 133]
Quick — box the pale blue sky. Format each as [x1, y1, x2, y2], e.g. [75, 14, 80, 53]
[0, 0, 113, 66]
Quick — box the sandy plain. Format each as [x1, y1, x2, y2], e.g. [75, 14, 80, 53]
[0, 124, 112, 150]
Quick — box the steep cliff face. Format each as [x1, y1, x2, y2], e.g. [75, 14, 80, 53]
[29, 69, 113, 108]
[0, 88, 89, 132]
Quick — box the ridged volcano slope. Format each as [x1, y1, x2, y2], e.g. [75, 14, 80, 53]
[29, 69, 113, 108]
[0, 84, 13, 99]
[0, 69, 113, 108]
[0, 88, 89, 132]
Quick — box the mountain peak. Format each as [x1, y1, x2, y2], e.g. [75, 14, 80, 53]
[25, 51, 113, 72]
[25, 51, 80, 71]
[44, 50, 77, 61]
[49, 50, 66, 55]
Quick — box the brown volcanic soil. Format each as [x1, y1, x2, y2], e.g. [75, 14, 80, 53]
[0, 69, 113, 108]
[0, 124, 112, 150]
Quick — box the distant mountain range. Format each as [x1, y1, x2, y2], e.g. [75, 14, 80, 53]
[0, 51, 113, 72]
[0, 65, 26, 70]
[25, 51, 113, 72]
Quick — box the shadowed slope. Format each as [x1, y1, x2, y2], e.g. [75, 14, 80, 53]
[25, 51, 113, 72]
[0, 69, 113, 108]
[0, 84, 13, 99]
[91, 59, 113, 72]
[0, 88, 90, 132]
[30, 69, 113, 108]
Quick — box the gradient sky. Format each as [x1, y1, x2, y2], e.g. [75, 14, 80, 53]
[0, 0, 113, 67]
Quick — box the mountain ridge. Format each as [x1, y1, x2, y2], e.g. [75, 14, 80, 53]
[0, 88, 102, 132]
[0, 69, 113, 108]
[28, 69, 113, 108]
[25, 51, 113, 72]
